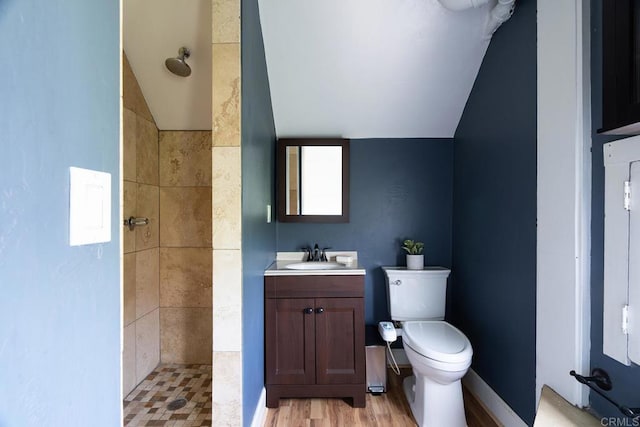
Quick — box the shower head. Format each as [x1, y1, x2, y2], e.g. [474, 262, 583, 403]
[165, 47, 191, 77]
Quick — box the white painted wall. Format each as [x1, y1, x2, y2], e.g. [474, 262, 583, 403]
[259, 0, 492, 138]
[536, 0, 591, 408]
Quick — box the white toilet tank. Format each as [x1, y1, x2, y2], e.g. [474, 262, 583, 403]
[382, 267, 451, 321]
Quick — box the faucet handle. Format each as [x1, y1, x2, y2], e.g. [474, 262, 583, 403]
[301, 246, 313, 261]
[320, 247, 331, 262]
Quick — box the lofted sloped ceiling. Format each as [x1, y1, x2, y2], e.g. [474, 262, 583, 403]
[124, 0, 501, 135]
[124, 0, 212, 131]
[259, 0, 495, 138]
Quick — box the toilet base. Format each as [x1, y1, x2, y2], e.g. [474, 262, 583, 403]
[403, 374, 467, 427]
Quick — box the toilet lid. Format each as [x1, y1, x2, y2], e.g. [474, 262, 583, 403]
[403, 321, 473, 364]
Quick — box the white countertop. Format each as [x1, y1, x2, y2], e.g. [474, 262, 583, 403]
[264, 251, 366, 276]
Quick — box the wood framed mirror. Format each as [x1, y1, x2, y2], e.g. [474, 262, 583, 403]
[277, 138, 349, 223]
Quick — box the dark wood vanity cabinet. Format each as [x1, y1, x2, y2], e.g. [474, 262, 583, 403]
[264, 275, 366, 408]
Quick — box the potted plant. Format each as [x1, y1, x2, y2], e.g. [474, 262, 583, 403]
[402, 239, 424, 270]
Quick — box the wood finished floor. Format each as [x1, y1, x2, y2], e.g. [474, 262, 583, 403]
[264, 368, 500, 427]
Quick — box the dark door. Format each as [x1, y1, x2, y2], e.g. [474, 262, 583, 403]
[265, 298, 316, 385]
[314, 298, 365, 385]
[600, 0, 640, 133]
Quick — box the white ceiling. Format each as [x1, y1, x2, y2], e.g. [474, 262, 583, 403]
[259, 0, 493, 138]
[124, 0, 212, 131]
[123, 0, 494, 137]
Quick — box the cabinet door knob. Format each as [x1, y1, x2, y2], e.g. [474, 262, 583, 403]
[304, 307, 314, 314]
[315, 307, 324, 314]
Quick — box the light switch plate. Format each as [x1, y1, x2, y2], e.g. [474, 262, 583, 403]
[69, 166, 112, 246]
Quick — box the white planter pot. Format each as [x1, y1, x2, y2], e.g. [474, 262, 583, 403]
[406, 254, 424, 270]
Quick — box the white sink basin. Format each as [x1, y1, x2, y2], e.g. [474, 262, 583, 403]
[285, 262, 344, 270]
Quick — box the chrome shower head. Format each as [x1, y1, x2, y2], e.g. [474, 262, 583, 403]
[165, 47, 191, 77]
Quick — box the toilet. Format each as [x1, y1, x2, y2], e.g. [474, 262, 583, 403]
[382, 266, 473, 427]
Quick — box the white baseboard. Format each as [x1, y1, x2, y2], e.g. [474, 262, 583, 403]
[462, 369, 527, 427]
[250, 387, 267, 427]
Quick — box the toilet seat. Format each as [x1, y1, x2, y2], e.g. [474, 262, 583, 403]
[403, 320, 472, 364]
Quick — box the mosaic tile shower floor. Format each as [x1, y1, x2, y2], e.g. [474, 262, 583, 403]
[123, 364, 212, 427]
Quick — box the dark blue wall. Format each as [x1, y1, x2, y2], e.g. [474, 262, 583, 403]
[276, 139, 453, 324]
[589, 0, 640, 419]
[241, 0, 277, 424]
[0, 1, 121, 426]
[451, 1, 537, 424]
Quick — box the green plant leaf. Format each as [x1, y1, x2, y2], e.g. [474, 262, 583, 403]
[401, 239, 424, 254]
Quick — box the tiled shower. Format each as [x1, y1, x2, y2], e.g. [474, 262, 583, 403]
[122, 52, 213, 398]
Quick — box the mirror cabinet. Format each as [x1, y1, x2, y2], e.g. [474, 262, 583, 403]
[277, 138, 349, 223]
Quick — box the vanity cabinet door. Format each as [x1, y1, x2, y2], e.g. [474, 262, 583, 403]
[314, 298, 365, 385]
[265, 298, 316, 385]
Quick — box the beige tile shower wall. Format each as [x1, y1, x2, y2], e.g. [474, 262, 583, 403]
[122, 52, 161, 398]
[211, 0, 242, 423]
[158, 131, 213, 365]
